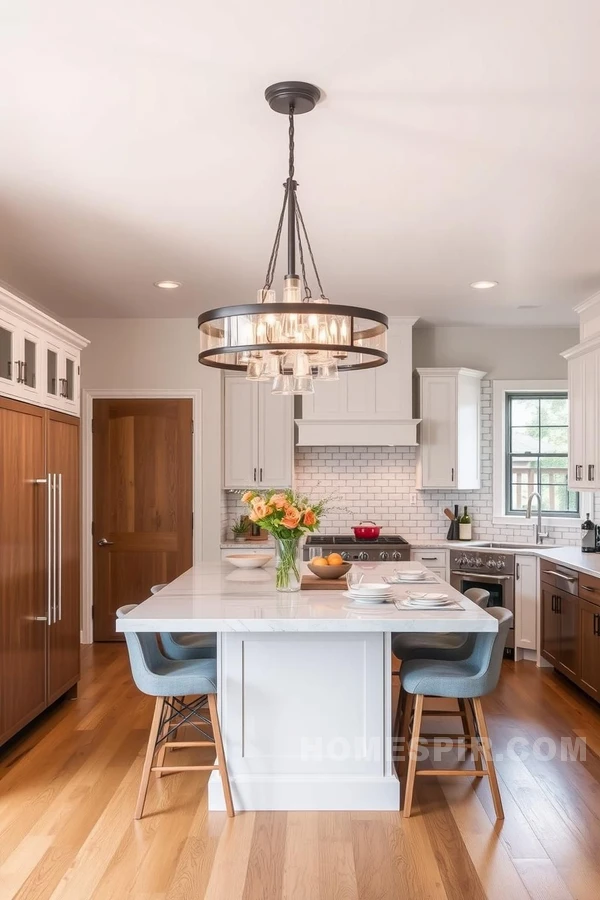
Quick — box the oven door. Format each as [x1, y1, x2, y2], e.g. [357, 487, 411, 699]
[450, 571, 515, 654]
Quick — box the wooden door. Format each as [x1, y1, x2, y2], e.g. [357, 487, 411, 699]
[223, 377, 258, 489]
[556, 593, 580, 680]
[0, 397, 47, 745]
[93, 398, 193, 641]
[258, 382, 293, 488]
[47, 411, 81, 703]
[579, 598, 600, 700]
[540, 587, 559, 665]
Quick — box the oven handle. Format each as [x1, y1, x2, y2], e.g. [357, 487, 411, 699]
[451, 571, 514, 582]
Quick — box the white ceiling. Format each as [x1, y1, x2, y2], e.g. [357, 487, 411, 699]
[1, 1, 600, 325]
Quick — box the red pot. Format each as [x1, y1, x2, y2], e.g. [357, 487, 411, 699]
[352, 521, 381, 540]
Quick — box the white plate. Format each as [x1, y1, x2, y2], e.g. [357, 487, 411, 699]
[397, 569, 423, 577]
[396, 599, 463, 611]
[347, 586, 393, 596]
[342, 591, 390, 604]
[406, 592, 449, 602]
[349, 583, 391, 594]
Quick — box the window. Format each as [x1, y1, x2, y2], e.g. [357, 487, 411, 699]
[505, 392, 579, 517]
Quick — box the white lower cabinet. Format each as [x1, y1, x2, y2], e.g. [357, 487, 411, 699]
[410, 549, 449, 580]
[223, 376, 293, 490]
[515, 554, 538, 652]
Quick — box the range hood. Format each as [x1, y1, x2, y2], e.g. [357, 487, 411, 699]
[295, 317, 420, 446]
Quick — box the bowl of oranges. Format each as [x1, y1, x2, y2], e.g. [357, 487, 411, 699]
[307, 553, 352, 580]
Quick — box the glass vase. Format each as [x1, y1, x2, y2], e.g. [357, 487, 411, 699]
[274, 536, 301, 592]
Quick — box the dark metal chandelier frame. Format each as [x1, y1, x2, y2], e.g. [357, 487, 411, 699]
[197, 81, 388, 377]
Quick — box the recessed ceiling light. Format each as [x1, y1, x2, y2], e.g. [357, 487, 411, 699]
[470, 280, 498, 290]
[154, 280, 182, 290]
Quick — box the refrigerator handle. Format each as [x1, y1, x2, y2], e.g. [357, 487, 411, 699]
[34, 476, 52, 623]
[57, 473, 62, 621]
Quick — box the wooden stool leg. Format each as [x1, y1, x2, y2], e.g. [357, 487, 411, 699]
[208, 693, 235, 817]
[403, 694, 424, 818]
[155, 696, 173, 778]
[135, 697, 165, 820]
[460, 698, 483, 771]
[472, 697, 504, 820]
[393, 686, 406, 742]
[398, 691, 415, 782]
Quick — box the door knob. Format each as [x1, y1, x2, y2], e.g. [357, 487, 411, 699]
[97, 538, 114, 546]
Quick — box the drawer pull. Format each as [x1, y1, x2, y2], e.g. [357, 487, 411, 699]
[420, 556, 439, 561]
[594, 613, 600, 637]
[543, 570, 577, 582]
[581, 584, 598, 593]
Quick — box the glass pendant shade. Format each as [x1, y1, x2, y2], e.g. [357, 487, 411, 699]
[272, 373, 294, 395]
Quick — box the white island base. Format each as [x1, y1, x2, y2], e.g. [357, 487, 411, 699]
[210, 631, 398, 812]
[115, 561, 496, 812]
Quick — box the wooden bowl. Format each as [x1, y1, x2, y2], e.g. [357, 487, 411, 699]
[307, 561, 352, 580]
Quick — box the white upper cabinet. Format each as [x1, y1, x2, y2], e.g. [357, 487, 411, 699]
[0, 287, 88, 416]
[563, 339, 600, 490]
[296, 317, 420, 446]
[415, 367, 486, 490]
[223, 376, 294, 490]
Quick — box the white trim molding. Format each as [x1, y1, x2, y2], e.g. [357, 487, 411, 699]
[492, 379, 590, 528]
[80, 388, 202, 644]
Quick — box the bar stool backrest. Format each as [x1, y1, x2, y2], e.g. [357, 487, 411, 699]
[463, 587, 490, 608]
[116, 604, 166, 693]
[468, 607, 512, 693]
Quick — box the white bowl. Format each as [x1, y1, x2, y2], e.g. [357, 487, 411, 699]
[225, 554, 273, 569]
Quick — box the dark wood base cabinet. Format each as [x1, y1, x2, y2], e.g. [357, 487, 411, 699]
[541, 563, 600, 703]
[0, 397, 80, 748]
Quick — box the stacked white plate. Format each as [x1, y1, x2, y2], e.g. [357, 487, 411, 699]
[342, 583, 393, 604]
[404, 591, 451, 607]
[393, 569, 428, 582]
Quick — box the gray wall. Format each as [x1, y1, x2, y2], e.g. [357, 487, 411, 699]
[413, 326, 578, 379]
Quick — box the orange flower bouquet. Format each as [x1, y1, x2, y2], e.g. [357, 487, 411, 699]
[241, 489, 327, 591]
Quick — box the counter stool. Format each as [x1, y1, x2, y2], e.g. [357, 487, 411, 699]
[392, 589, 490, 738]
[150, 584, 218, 661]
[117, 605, 234, 819]
[399, 607, 512, 819]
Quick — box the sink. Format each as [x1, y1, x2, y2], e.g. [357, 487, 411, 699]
[486, 541, 549, 550]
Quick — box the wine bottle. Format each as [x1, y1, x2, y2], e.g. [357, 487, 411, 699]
[581, 512, 596, 553]
[459, 506, 472, 541]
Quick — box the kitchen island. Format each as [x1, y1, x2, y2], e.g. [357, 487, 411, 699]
[117, 561, 496, 811]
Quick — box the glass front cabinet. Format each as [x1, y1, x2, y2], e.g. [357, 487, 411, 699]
[0, 290, 87, 416]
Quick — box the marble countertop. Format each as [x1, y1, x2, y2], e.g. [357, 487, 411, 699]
[116, 561, 497, 634]
[537, 546, 600, 577]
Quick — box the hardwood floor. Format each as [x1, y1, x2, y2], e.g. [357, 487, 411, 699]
[1, 647, 600, 899]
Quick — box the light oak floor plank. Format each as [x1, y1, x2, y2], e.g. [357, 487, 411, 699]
[0, 648, 600, 900]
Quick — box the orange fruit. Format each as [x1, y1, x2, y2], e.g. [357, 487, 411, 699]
[311, 556, 329, 567]
[327, 552, 344, 566]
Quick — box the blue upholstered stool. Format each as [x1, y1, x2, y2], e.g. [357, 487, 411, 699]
[398, 606, 512, 819]
[117, 604, 234, 819]
[392, 588, 490, 663]
[150, 583, 218, 661]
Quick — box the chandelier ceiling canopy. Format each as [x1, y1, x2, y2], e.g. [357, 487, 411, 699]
[198, 81, 388, 395]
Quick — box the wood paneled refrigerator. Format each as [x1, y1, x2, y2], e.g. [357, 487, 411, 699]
[0, 397, 80, 746]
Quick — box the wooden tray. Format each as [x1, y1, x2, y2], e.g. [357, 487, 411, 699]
[301, 575, 346, 590]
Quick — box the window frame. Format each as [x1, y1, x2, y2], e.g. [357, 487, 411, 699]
[492, 380, 590, 528]
[504, 391, 577, 518]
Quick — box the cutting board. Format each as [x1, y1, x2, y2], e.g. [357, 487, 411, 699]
[301, 575, 346, 590]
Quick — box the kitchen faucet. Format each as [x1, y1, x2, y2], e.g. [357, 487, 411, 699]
[525, 491, 549, 545]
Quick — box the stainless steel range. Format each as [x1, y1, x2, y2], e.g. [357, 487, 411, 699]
[450, 549, 515, 655]
[303, 534, 411, 562]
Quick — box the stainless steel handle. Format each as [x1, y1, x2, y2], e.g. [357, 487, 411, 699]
[34, 616, 48, 621]
[516, 562, 521, 580]
[581, 584, 598, 592]
[589, 464, 595, 481]
[52, 474, 58, 624]
[15, 360, 22, 383]
[575, 464, 583, 481]
[46, 473, 53, 623]
[543, 570, 577, 583]
[57, 473, 62, 622]
[97, 538, 114, 546]
[451, 571, 513, 582]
